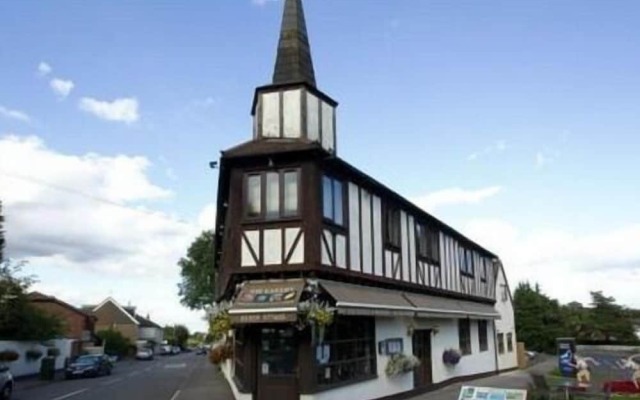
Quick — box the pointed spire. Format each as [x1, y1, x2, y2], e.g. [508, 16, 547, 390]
[272, 0, 316, 87]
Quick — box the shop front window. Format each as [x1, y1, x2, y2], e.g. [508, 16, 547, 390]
[315, 316, 376, 387]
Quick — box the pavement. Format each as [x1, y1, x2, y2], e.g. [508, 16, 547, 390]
[407, 355, 557, 400]
[11, 352, 235, 400]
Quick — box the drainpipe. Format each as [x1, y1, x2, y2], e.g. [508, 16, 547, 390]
[492, 320, 499, 373]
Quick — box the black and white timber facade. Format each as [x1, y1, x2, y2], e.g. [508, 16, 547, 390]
[213, 1, 518, 399]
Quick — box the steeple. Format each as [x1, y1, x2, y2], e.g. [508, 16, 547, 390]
[251, 0, 338, 155]
[272, 0, 316, 87]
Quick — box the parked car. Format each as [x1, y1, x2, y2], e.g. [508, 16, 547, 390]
[136, 349, 154, 361]
[195, 347, 207, 355]
[0, 365, 13, 400]
[160, 345, 172, 356]
[171, 346, 181, 355]
[65, 354, 112, 379]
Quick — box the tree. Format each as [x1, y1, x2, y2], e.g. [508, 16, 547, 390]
[97, 329, 131, 357]
[164, 324, 190, 349]
[588, 291, 637, 343]
[0, 201, 5, 262]
[513, 282, 565, 353]
[0, 261, 64, 340]
[177, 230, 216, 310]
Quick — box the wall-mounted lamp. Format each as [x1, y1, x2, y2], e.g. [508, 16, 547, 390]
[209, 161, 218, 169]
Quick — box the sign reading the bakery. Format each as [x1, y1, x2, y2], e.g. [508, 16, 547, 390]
[229, 279, 306, 324]
[236, 281, 303, 307]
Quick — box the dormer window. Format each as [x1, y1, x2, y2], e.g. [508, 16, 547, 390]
[245, 169, 300, 220]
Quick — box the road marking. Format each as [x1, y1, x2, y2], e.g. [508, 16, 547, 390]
[52, 389, 89, 400]
[164, 363, 186, 369]
[170, 390, 181, 400]
[101, 378, 123, 386]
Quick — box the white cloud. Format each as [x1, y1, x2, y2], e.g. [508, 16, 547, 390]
[468, 140, 508, 161]
[50, 78, 75, 99]
[252, 0, 278, 6]
[462, 219, 640, 309]
[0, 134, 209, 331]
[37, 62, 52, 77]
[197, 203, 217, 232]
[0, 106, 30, 123]
[79, 97, 139, 124]
[412, 186, 502, 212]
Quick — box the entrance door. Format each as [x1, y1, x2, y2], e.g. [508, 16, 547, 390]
[413, 330, 433, 388]
[256, 326, 298, 400]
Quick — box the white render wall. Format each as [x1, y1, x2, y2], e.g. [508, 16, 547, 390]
[494, 265, 518, 371]
[302, 316, 413, 400]
[415, 318, 497, 383]
[0, 339, 74, 377]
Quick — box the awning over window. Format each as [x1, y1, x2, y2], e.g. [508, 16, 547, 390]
[404, 292, 500, 320]
[318, 280, 415, 317]
[229, 279, 306, 324]
[319, 280, 500, 320]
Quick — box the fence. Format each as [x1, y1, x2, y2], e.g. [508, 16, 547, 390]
[0, 339, 75, 377]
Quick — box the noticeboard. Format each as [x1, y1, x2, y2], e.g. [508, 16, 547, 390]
[458, 386, 527, 400]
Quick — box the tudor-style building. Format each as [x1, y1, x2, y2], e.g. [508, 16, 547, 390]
[213, 1, 518, 399]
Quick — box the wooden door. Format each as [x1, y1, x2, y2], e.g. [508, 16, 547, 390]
[256, 326, 299, 400]
[413, 330, 433, 388]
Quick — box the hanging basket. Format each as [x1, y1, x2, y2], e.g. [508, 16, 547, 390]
[442, 349, 461, 366]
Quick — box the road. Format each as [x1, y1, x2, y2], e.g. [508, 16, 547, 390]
[12, 353, 234, 400]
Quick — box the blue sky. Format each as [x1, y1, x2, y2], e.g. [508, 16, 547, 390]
[1, 0, 639, 330]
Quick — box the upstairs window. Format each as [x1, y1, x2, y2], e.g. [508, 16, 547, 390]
[416, 223, 440, 262]
[322, 176, 343, 226]
[245, 169, 299, 220]
[385, 206, 401, 247]
[459, 248, 475, 277]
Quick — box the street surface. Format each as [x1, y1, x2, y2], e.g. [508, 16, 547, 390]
[12, 353, 234, 400]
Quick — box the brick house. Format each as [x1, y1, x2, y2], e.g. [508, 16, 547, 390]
[86, 297, 163, 353]
[28, 291, 97, 355]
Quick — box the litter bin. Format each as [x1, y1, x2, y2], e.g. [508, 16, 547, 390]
[40, 356, 56, 380]
[556, 337, 576, 378]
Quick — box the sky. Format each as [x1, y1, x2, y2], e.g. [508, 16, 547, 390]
[1, 0, 639, 332]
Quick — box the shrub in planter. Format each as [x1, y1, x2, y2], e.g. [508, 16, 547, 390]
[0, 350, 20, 363]
[26, 348, 43, 361]
[208, 343, 233, 365]
[46, 347, 60, 357]
[442, 349, 461, 366]
[385, 353, 420, 377]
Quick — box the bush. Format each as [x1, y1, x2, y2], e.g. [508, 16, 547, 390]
[0, 350, 19, 362]
[96, 329, 131, 357]
[26, 348, 43, 361]
[208, 343, 232, 365]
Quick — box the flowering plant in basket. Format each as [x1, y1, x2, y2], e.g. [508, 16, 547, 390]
[442, 348, 461, 366]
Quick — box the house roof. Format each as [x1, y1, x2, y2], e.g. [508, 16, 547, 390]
[28, 291, 96, 320]
[222, 138, 323, 159]
[134, 314, 162, 329]
[90, 297, 162, 329]
[92, 297, 140, 325]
